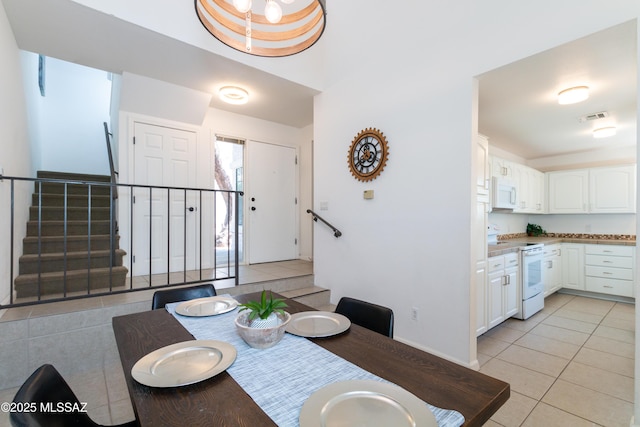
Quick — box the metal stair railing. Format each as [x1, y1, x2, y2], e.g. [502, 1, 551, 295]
[307, 209, 342, 238]
[0, 174, 243, 308]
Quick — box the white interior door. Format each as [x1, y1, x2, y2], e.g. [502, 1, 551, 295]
[132, 122, 198, 275]
[247, 141, 297, 264]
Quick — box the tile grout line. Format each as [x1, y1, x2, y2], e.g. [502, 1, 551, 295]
[481, 293, 634, 426]
[523, 296, 620, 426]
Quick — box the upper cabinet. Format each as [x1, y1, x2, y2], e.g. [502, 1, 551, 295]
[513, 164, 545, 213]
[548, 165, 636, 214]
[589, 165, 636, 213]
[489, 155, 544, 213]
[547, 169, 590, 213]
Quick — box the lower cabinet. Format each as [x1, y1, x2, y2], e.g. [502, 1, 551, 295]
[585, 245, 635, 297]
[561, 244, 585, 290]
[543, 244, 562, 297]
[560, 243, 635, 298]
[487, 253, 519, 330]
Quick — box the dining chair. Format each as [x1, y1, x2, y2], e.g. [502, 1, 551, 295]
[335, 296, 394, 338]
[10, 364, 139, 427]
[151, 283, 217, 310]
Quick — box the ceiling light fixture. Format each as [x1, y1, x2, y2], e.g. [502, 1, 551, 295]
[195, 0, 327, 57]
[593, 126, 617, 138]
[557, 86, 589, 105]
[219, 86, 249, 104]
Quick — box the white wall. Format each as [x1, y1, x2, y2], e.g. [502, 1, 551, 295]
[0, 0, 31, 306]
[116, 75, 313, 271]
[312, 2, 640, 368]
[19, 54, 113, 175]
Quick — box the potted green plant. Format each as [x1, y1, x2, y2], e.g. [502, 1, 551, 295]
[526, 223, 546, 237]
[235, 290, 291, 349]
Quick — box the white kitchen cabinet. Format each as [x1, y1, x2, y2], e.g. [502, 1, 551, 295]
[475, 135, 490, 337]
[491, 156, 515, 180]
[547, 170, 589, 213]
[561, 244, 585, 290]
[475, 200, 489, 336]
[543, 244, 562, 297]
[547, 165, 636, 214]
[476, 134, 491, 197]
[589, 165, 636, 213]
[514, 164, 545, 213]
[584, 245, 635, 297]
[487, 253, 519, 330]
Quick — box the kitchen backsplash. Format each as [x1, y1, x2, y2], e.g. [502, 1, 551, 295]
[498, 232, 636, 241]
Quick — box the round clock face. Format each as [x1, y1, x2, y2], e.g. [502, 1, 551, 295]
[348, 128, 389, 182]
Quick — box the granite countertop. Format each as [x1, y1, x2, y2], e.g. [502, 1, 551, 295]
[488, 234, 636, 257]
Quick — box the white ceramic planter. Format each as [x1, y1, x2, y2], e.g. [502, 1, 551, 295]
[235, 311, 291, 349]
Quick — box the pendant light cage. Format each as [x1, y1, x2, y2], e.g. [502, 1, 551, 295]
[195, 0, 327, 57]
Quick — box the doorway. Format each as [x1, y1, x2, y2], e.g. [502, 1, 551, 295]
[247, 140, 298, 264]
[132, 122, 198, 276]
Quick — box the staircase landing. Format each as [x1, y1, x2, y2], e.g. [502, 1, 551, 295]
[5, 260, 327, 318]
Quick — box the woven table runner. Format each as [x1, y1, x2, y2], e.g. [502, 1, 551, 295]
[166, 302, 464, 427]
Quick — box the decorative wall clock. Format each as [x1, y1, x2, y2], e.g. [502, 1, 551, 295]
[347, 128, 389, 182]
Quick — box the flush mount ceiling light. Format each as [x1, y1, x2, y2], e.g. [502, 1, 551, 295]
[593, 126, 617, 138]
[219, 86, 249, 104]
[195, 0, 327, 57]
[557, 86, 589, 105]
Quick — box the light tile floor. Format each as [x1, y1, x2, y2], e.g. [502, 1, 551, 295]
[479, 292, 635, 427]
[2, 285, 634, 426]
[0, 260, 313, 426]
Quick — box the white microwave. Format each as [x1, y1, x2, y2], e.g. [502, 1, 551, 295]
[491, 177, 517, 210]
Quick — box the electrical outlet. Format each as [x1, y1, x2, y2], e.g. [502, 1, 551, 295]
[411, 306, 419, 321]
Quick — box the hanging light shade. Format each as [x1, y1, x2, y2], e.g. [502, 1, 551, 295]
[195, 0, 327, 57]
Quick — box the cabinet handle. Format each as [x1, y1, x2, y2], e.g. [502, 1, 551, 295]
[604, 285, 614, 289]
[603, 271, 613, 275]
[602, 260, 613, 264]
[603, 250, 613, 253]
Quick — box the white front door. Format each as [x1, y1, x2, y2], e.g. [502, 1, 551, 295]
[132, 122, 198, 275]
[247, 141, 297, 264]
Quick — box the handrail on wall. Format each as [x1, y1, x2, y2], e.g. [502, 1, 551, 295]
[307, 209, 342, 238]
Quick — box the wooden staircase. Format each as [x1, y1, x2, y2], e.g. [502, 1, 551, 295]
[14, 171, 128, 298]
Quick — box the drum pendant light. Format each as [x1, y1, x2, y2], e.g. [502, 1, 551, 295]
[195, 0, 327, 57]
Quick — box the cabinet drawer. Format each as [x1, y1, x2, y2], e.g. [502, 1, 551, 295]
[543, 246, 561, 257]
[488, 256, 505, 273]
[504, 253, 519, 268]
[585, 265, 633, 280]
[585, 254, 633, 269]
[585, 276, 633, 297]
[584, 245, 634, 257]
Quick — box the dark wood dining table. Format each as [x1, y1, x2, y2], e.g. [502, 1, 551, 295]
[112, 292, 509, 426]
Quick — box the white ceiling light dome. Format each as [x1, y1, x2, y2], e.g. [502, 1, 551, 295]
[593, 126, 617, 138]
[219, 86, 249, 105]
[557, 86, 589, 105]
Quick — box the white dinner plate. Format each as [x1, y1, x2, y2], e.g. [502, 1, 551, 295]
[131, 340, 236, 387]
[286, 311, 351, 337]
[299, 380, 437, 427]
[175, 296, 238, 317]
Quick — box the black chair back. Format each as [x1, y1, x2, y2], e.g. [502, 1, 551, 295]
[335, 296, 394, 338]
[151, 283, 217, 310]
[11, 364, 138, 427]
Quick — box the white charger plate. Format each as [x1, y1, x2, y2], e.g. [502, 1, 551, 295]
[175, 296, 238, 317]
[131, 340, 236, 387]
[299, 380, 437, 427]
[286, 311, 351, 337]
